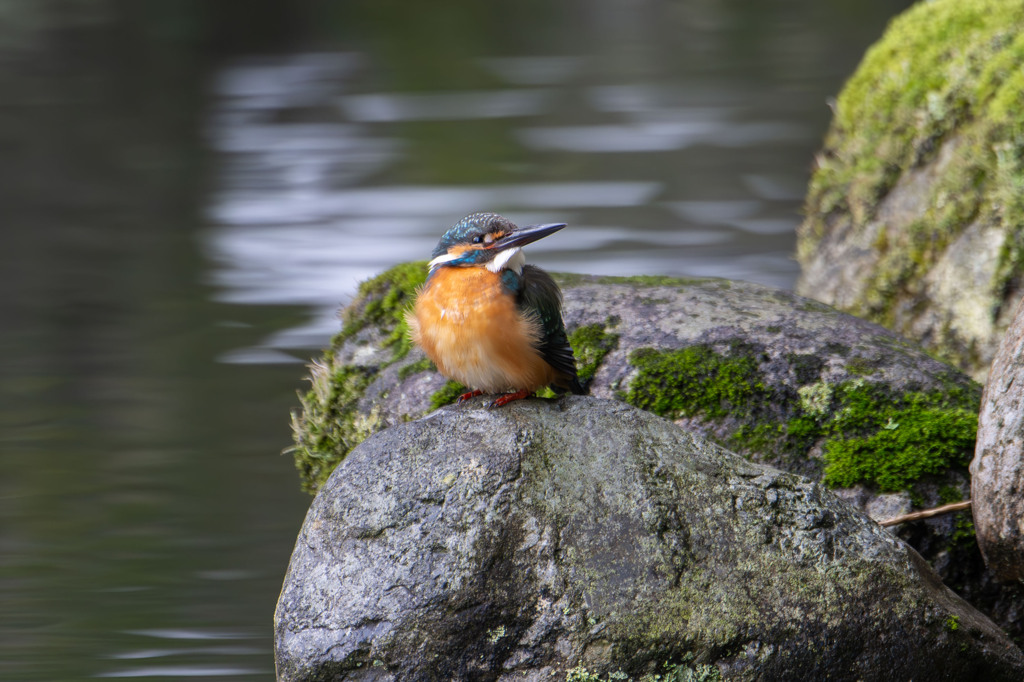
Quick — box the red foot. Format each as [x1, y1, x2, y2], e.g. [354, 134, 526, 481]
[457, 388, 485, 403]
[488, 389, 533, 408]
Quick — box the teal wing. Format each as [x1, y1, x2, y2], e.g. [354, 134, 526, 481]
[507, 265, 585, 393]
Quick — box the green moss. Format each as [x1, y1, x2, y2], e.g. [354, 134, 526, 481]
[946, 614, 961, 632]
[546, 272, 597, 288]
[938, 485, 964, 505]
[570, 322, 620, 386]
[626, 344, 770, 421]
[287, 363, 382, 494]
[822, 393, 978, 491]
[990, 136, 1024, 303]
[340, 260, 428, 359]
[950, 514, 978, 549]
[288, 262, 428, 493]
[551, 272, 713, 289]
[818, 381, 980, 491]
[798, 299, 836, 314]
[808, 0, 1024, 222]
[814, 381, 979, 492]
[801, 0, 1024, 332]
[398, 357, 434, 380]
[430, 380, 466, 410]
[535, 386, 558, 399]
[625, 341, 980, 492]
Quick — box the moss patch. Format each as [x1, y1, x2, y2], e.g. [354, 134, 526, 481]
[288, 363, 381, 494]
[430, 380, 466, 410]
[570, 321, 620, 386]
[798, 381, 833, 417]
[339, 260, 428, 358]
[821, 384, 978, 490]
[938, 485, 979, 551]
[805, 0, 1024, 227]
[627, 344, 770, 421]
[398, 357, 434, 380]
[625, 343, 980, 493]
[288, 262, 428, 493]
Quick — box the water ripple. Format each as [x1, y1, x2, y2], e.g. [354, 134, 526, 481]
[208, 181, 661, 226]
[95, 666, 266, 678]
[339, 89, 551, 122]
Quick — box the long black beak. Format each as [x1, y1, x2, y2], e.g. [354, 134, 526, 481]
[490, 222, 567, 250]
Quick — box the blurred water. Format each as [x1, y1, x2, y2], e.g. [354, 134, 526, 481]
[0, 1, 910, 679]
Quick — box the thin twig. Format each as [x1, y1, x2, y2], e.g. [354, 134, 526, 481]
[878, 500, 972, 527]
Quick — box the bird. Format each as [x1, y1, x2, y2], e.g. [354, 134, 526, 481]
[407, 212, 585, 408]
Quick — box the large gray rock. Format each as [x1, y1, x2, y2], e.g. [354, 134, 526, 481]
[275, 397, 1024, 681]
[973, 298, 1024, 581]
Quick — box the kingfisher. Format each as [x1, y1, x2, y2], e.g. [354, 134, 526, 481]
[407, 212, 585, 408]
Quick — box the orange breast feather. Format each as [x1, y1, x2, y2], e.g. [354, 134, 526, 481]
[408, 267, 557, 393]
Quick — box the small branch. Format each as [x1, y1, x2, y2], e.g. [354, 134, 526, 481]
[878, 500, 972, 527]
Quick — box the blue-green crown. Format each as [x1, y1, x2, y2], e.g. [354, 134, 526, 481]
[431, 212, 516, 258]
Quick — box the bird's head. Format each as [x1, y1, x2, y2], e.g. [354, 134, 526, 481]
[428, 212, 566, 274]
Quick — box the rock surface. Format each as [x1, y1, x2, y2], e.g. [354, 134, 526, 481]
[795, 0, 1024, 381]
[973, 298, 1024, 581]
[275, 397, 1024, 681]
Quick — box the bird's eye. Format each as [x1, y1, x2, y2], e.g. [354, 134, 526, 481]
[472, 236, 483, 244]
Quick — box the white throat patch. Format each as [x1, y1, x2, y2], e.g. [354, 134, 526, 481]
[487, 247, 525, 274]
[428, 252, 460, 271]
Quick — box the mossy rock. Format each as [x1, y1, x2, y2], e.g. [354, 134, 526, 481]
[289, 263, 979, 496]
[287, 262, 1024, 645]
[797, 0, 1024, 382]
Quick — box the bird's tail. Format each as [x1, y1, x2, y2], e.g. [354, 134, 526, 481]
[552, 376, 588, 396]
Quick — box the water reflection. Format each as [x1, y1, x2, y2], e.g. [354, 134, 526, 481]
[208, 182, 661, 226]
[518, 121, 724, 153]
[97, 630, 267, 679]
[340, 89, 552, 122]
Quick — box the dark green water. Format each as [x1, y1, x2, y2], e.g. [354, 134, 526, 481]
[0, 1, 909, 679]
